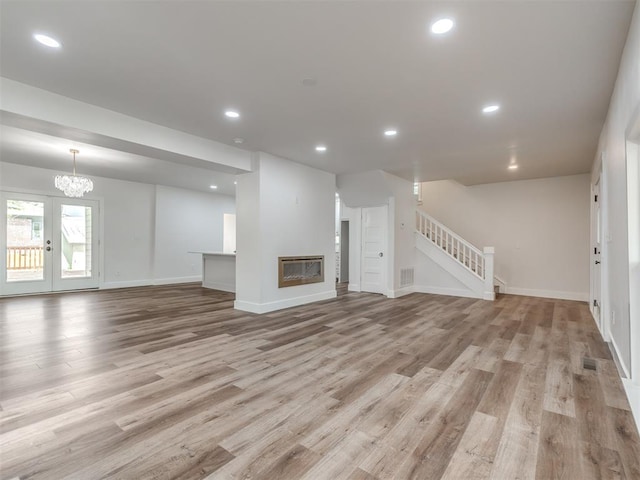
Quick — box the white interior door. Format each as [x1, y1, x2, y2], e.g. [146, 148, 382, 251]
[361, 205, 387, 294]
[1, 192, 99, 295]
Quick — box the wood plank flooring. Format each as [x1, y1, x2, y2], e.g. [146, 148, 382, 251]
[1, 284, 639, 479]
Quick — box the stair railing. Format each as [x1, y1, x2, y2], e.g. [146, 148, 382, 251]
[415, 210, 486, 279]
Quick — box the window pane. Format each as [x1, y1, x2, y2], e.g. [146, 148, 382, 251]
[6, 200, 45, 282]
[60, 204, 92, 279]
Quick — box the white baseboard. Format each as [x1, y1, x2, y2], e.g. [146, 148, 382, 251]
[413, 284, 483, 300]
[505, 287, 588, 302]
[101, 279, 153, 289]
[610, 334, 632, 379]
[388, 286, 415, 298]
[202, 281, 235, 293]
[102, 276, 202, 290]
[234, 290, 337, 314]
[153, 276, 201, 286]
[622, 378, 640, 433]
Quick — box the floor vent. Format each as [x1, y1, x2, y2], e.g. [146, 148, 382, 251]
[583, 357, 597, 371]
[400, 267, 414, 287]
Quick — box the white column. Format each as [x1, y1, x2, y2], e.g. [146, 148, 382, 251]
[483, 246, 495, 301]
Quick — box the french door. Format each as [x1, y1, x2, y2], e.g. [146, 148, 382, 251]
[0, 192, 100, 295]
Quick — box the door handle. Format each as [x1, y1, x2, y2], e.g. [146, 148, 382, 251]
[379, 252, 383, 257]
[595, 260, 600, 265]
[46, 246, 52, 252]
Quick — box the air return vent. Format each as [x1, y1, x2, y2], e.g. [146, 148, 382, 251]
[400, 267, 414, 287]
[583, 357, 597, 371]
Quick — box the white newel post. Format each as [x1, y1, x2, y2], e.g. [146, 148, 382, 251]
[483, 246, 495, 301]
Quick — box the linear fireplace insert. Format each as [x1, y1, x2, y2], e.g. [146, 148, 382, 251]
[278, 255, 324, 288]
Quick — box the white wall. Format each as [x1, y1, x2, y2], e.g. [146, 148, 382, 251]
[337, 170, 391, 207]
[593, 2, 639, 396]
[0, 161, 233, 288]
[235, 152, 337, 313]
[154, 185, 235, 283]
[420, 175, 591, 301]
[415, 251, 470, 294]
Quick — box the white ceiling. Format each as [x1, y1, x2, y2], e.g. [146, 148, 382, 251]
[0, 1, 635, 191]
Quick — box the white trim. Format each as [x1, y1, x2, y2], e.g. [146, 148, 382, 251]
[388, 286, 414, 298]
[505, 287, 588, 302]
[483, 290, 496, 301]
[101, 279, 153, 289]
[611, 334, 632, 380]
[153, 276, 202, 286]
[413, 284, 483, 300]
[202, 280, 235, 293]
[622, 378, 640, 433]
[348, 282, 360, 292]
[234, 290, 337, 314]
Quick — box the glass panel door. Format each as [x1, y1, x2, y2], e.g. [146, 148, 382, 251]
[0, 193, 53, 295]
[52, 198, 99, 291]
[1, 192, 100, 295]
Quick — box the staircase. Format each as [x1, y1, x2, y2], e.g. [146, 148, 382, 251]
[415, 210, 496, 300]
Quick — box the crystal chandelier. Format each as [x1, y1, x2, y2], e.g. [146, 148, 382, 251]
[54, 149, 94, 198]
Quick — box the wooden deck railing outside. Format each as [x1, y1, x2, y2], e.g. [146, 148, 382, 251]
[6, 246, 44, 270]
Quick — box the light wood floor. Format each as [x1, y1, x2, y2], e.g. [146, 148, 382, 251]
[1, 285, 639, 479]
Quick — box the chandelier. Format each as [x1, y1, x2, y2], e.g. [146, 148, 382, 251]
[54, 149, 94, 198]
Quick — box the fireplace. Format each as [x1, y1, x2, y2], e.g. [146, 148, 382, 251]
[278, 256, 324, 288]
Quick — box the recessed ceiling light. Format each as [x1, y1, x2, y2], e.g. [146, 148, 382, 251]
[210, 185, 218, 189]
[315, 145, 327, 152]
[34, 33, 61, 48]
[234, 181, 237, 185]
[233, 137, 244, 144]
[431, 18, 454, 35]
[508, 164, 518, 170]
[384, 129, 398, 137]
[224, 110, 240, 118]
[482, 104, 500, 114]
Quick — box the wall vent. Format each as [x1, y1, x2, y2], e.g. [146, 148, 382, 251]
[400, 267, 414, 287]
[583, 357, 597, 371]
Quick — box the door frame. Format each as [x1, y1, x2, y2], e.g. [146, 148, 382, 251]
[591, 174, 603, 333]
[590, 155, 610, 341]
[1, 188, 103, 295]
